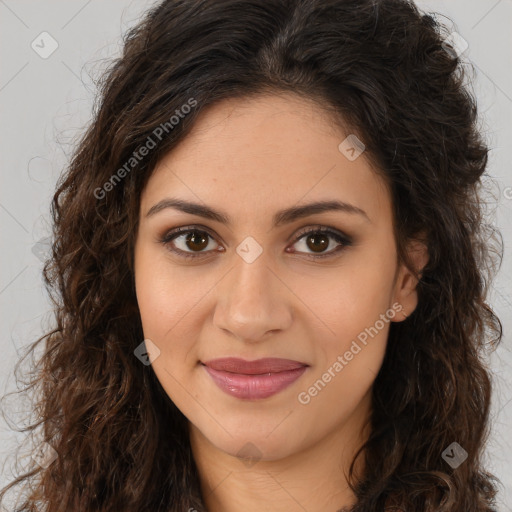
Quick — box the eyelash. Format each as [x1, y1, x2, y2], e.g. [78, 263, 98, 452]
[159, 225, 352, 260]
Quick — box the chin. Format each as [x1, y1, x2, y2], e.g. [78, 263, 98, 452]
[198, 421, 305, 463]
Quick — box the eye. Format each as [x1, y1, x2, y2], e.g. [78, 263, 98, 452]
[160, 226, 221, 259]
[159, 225, 352, 260]
[288, 226, 352, 259]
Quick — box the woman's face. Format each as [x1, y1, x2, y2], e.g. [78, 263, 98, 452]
[134, 93, 419, 462]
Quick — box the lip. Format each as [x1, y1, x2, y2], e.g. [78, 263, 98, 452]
[202, 357, 309, 400]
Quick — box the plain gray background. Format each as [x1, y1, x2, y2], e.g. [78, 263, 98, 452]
[1, 0, 511, 510]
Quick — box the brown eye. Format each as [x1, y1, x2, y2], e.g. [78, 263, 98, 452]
[304, 233, 330, 253]
[160, 225, 351, 260]
[289, 227, 351, 258]
[161, 227, 219, 258]
[183, 230, 210, 252]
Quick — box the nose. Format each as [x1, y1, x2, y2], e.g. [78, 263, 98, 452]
[213, 251, 293, 343]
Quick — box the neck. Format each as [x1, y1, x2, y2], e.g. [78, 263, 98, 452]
[188, 393, 371, 512]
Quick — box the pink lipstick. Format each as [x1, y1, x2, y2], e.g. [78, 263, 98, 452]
[202, 357, 308, 400]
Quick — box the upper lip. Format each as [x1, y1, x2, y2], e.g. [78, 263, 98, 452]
[202, 357, 308, 375]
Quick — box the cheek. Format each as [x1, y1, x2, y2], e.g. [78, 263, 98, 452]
[294, 261, 395, 417]
[134, 261, 204, 408]
[136, 283, 195, 351]
[135, 245, 188, 350]
[292, 242, 397, 349]
[134, 245, 218, 373]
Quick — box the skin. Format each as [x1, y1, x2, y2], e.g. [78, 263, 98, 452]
[134, 93, 428, 512]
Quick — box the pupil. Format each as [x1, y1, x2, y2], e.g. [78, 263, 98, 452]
[187, 231, 209, 251]
[307, 234, 328, 253]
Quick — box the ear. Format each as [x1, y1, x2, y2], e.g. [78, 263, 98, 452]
[391, 236, 429, 322]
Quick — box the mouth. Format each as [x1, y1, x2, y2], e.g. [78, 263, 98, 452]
[201, 357, 309, 400]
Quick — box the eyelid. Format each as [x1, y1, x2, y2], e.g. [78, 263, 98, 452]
[292, 224, 352, 244]
[159, 223, 353, 259]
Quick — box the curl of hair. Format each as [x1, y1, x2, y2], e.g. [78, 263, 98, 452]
[0, 0, 503, 511]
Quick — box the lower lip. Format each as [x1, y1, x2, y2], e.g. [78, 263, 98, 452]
[203, 365, 308, 400]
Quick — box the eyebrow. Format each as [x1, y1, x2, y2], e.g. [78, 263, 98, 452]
[145, 198, 370, 226]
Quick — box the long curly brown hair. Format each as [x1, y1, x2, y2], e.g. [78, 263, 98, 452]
[0, 0, 503, 510]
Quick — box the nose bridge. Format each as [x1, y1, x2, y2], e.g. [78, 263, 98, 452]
[213, 246, 292, 342]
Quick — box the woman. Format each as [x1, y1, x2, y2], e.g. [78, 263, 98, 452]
[0, 0, 502, 510]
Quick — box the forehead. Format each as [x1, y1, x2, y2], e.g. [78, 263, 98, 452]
[139, 94, 392, 227]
